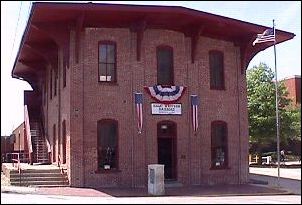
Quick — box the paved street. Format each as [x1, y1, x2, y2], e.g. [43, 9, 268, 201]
[249, 165, 301, 195]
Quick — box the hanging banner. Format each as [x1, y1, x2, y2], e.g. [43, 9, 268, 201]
[151, 103, 182, 115]
[134, 92, 143, 134]
[191, 95, 199, 133]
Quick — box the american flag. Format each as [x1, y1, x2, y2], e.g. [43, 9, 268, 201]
[134, 93, 143, 134]
[253, 28, 275, 46]
[191, 95, 199, 133]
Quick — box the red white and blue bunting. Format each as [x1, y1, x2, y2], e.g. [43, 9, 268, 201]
[144, 85, 186, 103]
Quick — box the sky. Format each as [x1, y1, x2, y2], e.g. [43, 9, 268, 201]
[1, 1, 301, 136]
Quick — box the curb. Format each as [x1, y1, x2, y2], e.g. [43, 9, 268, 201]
[1, 186, 37, 194]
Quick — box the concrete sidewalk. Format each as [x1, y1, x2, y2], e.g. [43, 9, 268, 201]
[1, 183, 288, 198]
[2, 165, 300, 197]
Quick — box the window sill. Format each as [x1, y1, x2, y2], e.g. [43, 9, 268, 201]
[95, 169, 121, 174]
[210, 166, 230, 170]
[98, 81, 119, 86]
[210, 87, 226, 91]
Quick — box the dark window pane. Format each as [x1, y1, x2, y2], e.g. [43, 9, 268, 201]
[210, 51, 224, 89]
[98, 43, 116, 82]
[98, 121, 118, 170]
[107, 64, 115, 82]
[107, 45, 115, 63]
[157, 48, 173, 85]
[99, 63, 107, 81]
[211, 122, 227, 168]
[99, 45, 107, 63]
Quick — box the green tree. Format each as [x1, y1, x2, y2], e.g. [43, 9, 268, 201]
[246, 62, 299, 154]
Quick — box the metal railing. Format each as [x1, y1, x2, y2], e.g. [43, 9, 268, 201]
[11, 153, 21, 176]
[57, 154, 64, 174]
[24, 105, 33, 163]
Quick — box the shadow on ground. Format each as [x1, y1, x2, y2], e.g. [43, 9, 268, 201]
[37, 184, 288, 198]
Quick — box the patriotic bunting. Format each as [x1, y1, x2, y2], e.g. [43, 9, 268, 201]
[144, 85, 186, 103]
[191, 95, 199, 133]
[134, 93, 143, 134]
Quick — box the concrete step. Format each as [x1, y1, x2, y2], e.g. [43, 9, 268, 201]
[30, 184, 70, 187]
[10, 169, 62, 174]
[10, 176, 68, 182]
[10, 173, 65, 178]
[10, 180, 69, 186]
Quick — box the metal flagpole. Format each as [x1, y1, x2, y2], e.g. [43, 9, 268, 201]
[273, 19, 280, 187]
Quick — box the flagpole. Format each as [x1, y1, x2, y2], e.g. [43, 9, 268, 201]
[273, 19, 280, 187]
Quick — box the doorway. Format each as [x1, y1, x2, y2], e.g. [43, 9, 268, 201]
[157, 121, 177, 180]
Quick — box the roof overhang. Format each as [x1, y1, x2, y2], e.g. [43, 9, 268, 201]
[12, 2, 295, 87]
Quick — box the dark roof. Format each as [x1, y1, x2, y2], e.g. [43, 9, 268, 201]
[12, 2, 295, 87]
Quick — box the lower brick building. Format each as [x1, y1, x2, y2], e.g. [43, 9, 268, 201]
[282, 75, 301, 106]
[11, 2, 295, 187]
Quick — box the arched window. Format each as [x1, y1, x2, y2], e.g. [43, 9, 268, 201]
[157, 46, 174, 85]
[97, 119, 118, 170]
[98, 41, 117, 82]
[209, 50, 224, 90]
[211, 121, 228, 168]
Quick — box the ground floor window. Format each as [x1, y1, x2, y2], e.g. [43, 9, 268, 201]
[211, 121, 228, 168]
[97, 119, 118, 170]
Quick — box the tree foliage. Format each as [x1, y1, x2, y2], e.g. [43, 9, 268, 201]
[247, 63, 300, 153]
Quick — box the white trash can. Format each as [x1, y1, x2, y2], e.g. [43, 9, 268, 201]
[148, 164, 165, 195]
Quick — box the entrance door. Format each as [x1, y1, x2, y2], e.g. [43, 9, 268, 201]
[157, 121, 176, 180]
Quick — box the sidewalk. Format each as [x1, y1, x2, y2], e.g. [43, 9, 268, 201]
[2, 164, 300, 197]
[1, 183, 289, 198]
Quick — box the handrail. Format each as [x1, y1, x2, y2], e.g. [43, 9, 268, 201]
[24, 105, 33, 163]
[40, 107, 52, 160]
[58, 154, 64, 174]
[45, 136, 51, 154]
[11, 153, 21, 174]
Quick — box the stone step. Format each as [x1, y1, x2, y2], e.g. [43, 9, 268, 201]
[10, 180, 69, 186]
[10, 176, 68, 182]
[10, 169, 62, 174]
[30, 184, 70, 187]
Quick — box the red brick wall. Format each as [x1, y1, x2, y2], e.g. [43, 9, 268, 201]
[42, 47, 72, 184]
[42, 27, 249, 188]
[64, 28, 249, 188]
[283, 76, 301, 106]
[1, 136, 14, 156]
[12, 122, 25, 151]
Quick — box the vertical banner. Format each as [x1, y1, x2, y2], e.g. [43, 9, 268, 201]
[134, 93, 143, 134]
[191, 95, 199, 133]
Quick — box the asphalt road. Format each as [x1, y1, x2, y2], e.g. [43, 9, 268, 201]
[249, 167, 301, 195]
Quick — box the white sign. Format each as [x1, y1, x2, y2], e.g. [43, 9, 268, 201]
[151, 103, 182, 115]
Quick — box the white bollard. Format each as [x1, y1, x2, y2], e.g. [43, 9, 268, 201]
[148, 164, 165, 196]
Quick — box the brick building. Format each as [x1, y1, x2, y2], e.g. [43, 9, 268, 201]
[282, 75, 301, 106]
[1, 136, 14, 160]
[12, 122, 25, 152]
[11, 2, 294, 188]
